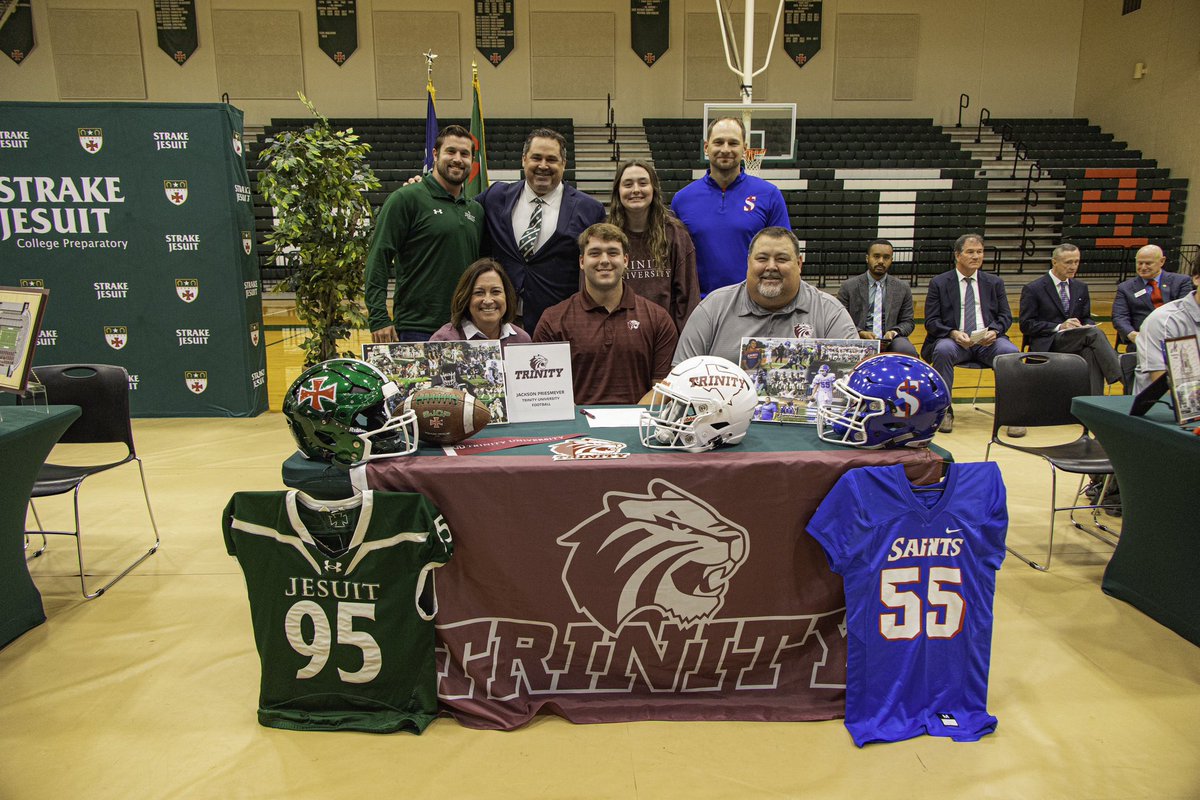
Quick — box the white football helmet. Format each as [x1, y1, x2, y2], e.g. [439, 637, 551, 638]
[640, 356, 758, 452]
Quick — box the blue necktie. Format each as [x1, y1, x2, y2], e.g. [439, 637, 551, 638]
[1058, 281, 1070, 314]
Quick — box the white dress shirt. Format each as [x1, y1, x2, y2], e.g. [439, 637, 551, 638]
[511, 182, 564, 257]
[958, 271, 983, 332]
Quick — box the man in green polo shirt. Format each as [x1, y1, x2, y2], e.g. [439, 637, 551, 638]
[365, 124, 485, 342]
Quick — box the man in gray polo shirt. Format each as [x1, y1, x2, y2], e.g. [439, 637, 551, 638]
[674, 227, 858, 365]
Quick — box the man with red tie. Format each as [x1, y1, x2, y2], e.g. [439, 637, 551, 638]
[1112, 244, 1193, 351]
[1019, 244, 1122, 395]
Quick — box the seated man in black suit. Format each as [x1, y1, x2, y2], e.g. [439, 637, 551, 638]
[1019, 243, 1122, 395]
[1111, 244, 1194, 351]
[921, 233, 1022, 436]
[477, 128, 606, 334]
[836, 239, 917, 356]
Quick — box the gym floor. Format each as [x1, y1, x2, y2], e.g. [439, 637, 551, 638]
[2, 303, 1197, 800]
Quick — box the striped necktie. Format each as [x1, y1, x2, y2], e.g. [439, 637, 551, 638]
[1058, 280, 1070, 314]
[870, 281, 883, 337]
[519, 198, 544, 260]
[962, 277, 976, 332]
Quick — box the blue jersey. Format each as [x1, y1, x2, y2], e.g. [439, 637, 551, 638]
[671, 171, 791, 296]
[807, 462, 1007, 746]
[759, 400, 778, 421]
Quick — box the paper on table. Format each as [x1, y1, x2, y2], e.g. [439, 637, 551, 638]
[582, 408, 646, 427]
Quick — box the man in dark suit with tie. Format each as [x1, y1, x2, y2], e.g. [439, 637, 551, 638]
[477, 128, 605, 334]
[922, 233, 1021, 434]
[1111, 244, 1193, 351]
[1019, 243, 1122, 395]
[836, 239, 917, 356]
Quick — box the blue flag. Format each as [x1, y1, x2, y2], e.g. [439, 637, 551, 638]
[423, 81, 438, 173]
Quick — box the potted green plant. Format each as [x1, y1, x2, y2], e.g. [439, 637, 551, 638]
[257, 94, 381, 366]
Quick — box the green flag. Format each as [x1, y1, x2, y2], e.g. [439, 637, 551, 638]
[466, 68, 489, 199]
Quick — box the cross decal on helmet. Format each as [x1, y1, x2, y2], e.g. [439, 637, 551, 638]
[296, 377, 338, 412]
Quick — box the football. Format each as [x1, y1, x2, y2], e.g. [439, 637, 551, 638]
[401, 387, 490, 445]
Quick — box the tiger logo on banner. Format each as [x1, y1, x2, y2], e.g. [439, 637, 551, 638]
[175, 278, 199, 303]
[78, 127, 103, 154]
[558, 479, 750, 636]
[104, 325, 128, 350]
[164, 180, 189, 206]
[550, 438, 629, 461]
[185, 370, 208, 394]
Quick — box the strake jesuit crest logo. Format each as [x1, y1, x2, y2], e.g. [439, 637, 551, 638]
[175, 278, 199, 303]
[557, 479, 750, 636]
[164, 180, 189, 206]
[185, 371, 208, 394]
[104, 325, 128, 350]
[232, 131, 243, 157]
[249, 322, 260, 347]
[78, 128, 103, 154]
[241, 230, 253, 255]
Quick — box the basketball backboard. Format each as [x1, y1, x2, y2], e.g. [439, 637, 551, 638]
[702, 102, 797, 162]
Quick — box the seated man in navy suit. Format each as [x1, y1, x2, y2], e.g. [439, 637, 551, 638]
[477, 128, 605, 334]
[1019, 243, 1122, 395]
[921, 233, 1022, 435]
[1112, 244, 1194, 351]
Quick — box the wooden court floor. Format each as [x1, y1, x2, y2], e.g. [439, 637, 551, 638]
[1, 296, 1195, 800]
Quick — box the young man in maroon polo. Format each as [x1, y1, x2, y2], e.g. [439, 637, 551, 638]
[533, 223, 677, 405]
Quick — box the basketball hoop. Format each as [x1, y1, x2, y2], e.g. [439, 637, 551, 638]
[744, 147, 767, 176]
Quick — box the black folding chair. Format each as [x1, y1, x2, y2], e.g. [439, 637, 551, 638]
[23, 364, 160, 598]
[985, 352, 1118, 571]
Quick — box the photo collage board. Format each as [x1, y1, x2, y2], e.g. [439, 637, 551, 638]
[738, 337, 880, 424]
[362, 340, 510, 425]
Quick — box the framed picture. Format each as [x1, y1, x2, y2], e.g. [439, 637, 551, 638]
[0, 285, 49, 394]
[1163, 334, 1200, 425]
[738, 337, 880, 424]
[362, 340, 510, 425]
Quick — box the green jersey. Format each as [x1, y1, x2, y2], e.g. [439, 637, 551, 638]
[223, 490, 452, 733]
[364, 172, 485, 334]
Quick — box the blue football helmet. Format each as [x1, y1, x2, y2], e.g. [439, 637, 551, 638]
[817, 354, 949, 448]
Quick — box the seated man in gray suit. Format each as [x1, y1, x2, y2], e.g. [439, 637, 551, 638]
[836, 239, 917, 356]
[1019, 243, 1122, 395]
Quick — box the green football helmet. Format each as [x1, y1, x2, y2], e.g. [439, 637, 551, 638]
[283, 358, 418, 467]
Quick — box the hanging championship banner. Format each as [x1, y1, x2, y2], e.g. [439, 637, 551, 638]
[783, 0, 822, 68]
[154, 0, 198, 66]
[0, 0, 34, 65]
[631, 0, 668, 68]
[475, 1, 514, 67]
[315, 0, 357, 66]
